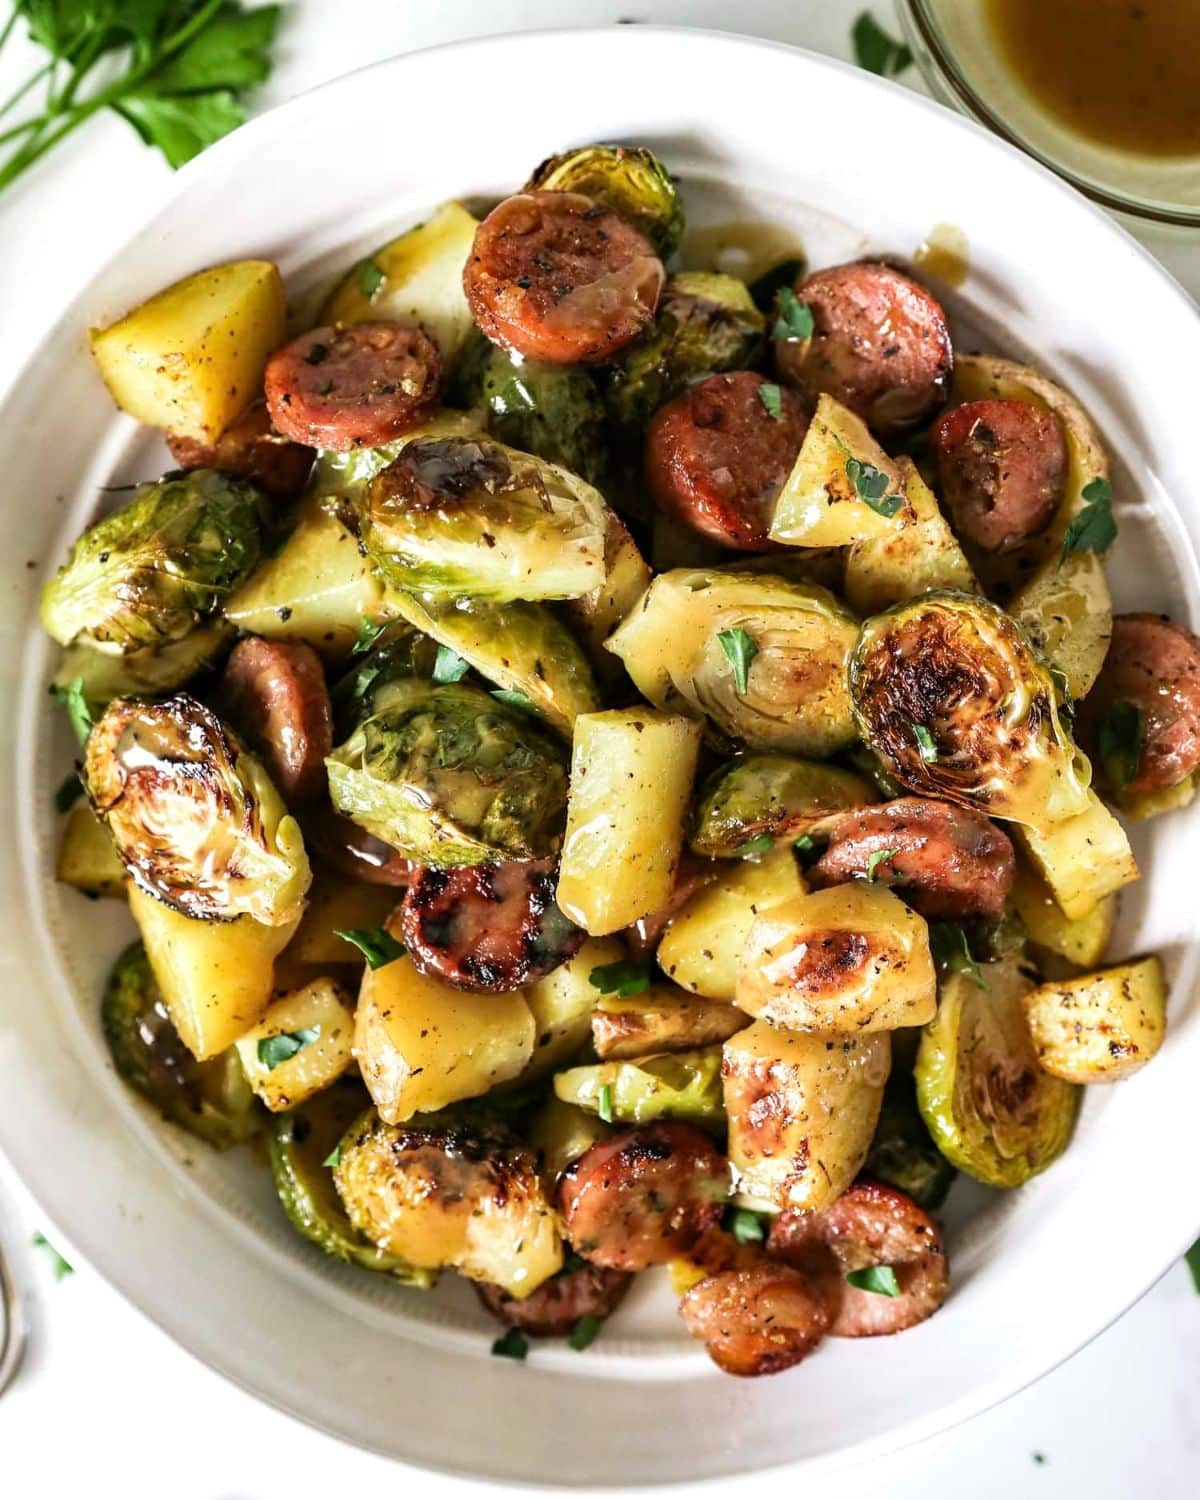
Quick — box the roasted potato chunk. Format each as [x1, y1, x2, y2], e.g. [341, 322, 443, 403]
[593, 987, 747, 1060]
[235, 977, 355, 1111]
[1022, 956, 1166, 1083]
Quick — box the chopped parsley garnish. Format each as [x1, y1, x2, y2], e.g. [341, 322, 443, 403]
[734, 833, 775, 856]
[750, 258, 806, 315]
[589, 958, 652, 998]
[725, 1207, 767, 1245]
[257, 1027, 321, 1071]
[350, 616, 388, 656]
[1185, 1237, 1200, 1293]
[717, 627, 758, 695]
[356, 256, 386, 299]
[912, 723, 939, 762]
[54, 771, 83, 814]
[929, 922, 987, 989]
[845, 1264, 900, 1297]
[772, 285, 815, 342]
[1060, 477, 1117, 564]
[491, 1328, 529, 1361]
[793, 833, 816, 855]
[433, 644, 471, 684]
[51, 676, 93, 746]
[757, 382, 783, 421]
[1097, 699, 1144, 790]
[334, 926, 406, 970]
[846, 457, 904, 518]
[492, 688, 536, 712]
[568, 1314, 606, 1351]
[851, 11, 913, 77]
[323, 1143, 343, 1168]
[597, 1083, 615, 1124]
[865, 846, 899, 882]
[32, 1231, 73, 1282]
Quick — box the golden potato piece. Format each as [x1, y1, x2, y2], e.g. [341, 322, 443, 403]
[1022, 955, 1167, 1083]
[235, 977, 355, 1111]
[522, 936, 623, 1077]
[56, 803, 126, 899]
[1016, 789, 1138, 921]
[1010, 858, 1115, 968]
[593, 987, 747, 1060]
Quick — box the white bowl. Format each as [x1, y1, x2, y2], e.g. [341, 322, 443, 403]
[1, 26, 1198, 1486]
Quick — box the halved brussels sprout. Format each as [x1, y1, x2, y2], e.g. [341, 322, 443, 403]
[603, 271, 764, 438]
[915, 957, 1080, 1188]
[452, 334, 608, 484]
[329, 620, 441, 737]
[326, 680, 568, 865]
[384, 589, 599, 738]
[53, 620, 234, 704]
[553, 1047, 724, 1127]
[689, 753, 876, 857]
[849, 590, 1092, 833]
[41, 470, 263, 654]
[592, 989, 747, 1060]
[311, 410, 485, 507]
[359, 434, 609, 603]
[84, 694, 311, 925]
[864, 1071, 956, 1212]
[606, 568, 860, 756]
[526, 143, 684, 256]
[102, 940, 261, 1148]
[269, 1081, 437, 1285]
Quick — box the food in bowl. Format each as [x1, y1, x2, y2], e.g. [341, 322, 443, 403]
[41, 142, 1193, 1377]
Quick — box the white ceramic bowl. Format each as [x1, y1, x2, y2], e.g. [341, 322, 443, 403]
[1, 26, 1199, 1486]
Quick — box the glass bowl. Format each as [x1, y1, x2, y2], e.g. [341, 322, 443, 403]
[898, 0, 1200, 227]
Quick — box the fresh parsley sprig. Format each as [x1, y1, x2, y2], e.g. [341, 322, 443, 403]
[1060, 477, 1117, 564]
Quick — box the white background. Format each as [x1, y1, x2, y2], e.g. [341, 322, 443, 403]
[1, 3, 1198, 1496]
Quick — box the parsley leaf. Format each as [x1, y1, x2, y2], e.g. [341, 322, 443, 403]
[257, 1026, 320, 1070]
[597, 1083, 615, 1124]
[356, 256, 385, 299]
[929, 922, 987, 989]
[717, 627, 758, 695]
[54, 770, 84, 814]
[852, 11, 913, 77]
[734, 833, 775, 856]
[699, 1177, 731, 1204]
[32, 1230, 74, 1282]
[1097, 699, 1144, 790]
[1185, 1237, 1200, 1293]
[433, 644, 471, 684]
[568, 1314, 605, 1351]
[750, 258, 806, 315]
[793, 833, 816, 855]
[725, 1207, 767, 1245]
[51, 676, 93, 746]
[350, 616, 388, 657]
[771, 285, 815, 342]
[757, 382, 783, 421]
[491, 1328, 529, 1361]
[1060, 477, 1117, 564]
[334, 926, 406, 970]
[846, 457, 904, 518]
[492, 688, 535, 712]
[322, 1143, 343, 1169]
[589, 958, 653, 998]
[865, 846, 899, 882]
[912, 723, 939, 762]
[846, 1264, 901, 1296]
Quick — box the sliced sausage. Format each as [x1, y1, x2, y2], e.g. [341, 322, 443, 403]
[463, 190, 664, 365]
[220, 637, 333, 803]
[767, 1178, 949, 1337]
[400, 858, 584, 993]
[931, 399, 1067, 553]
[808, 796, 1014, 920]
[678, 1264, 832, 1376]
[559, 1124, 727, 1271]
[1076, 612, 1200, 795]
[475, 1262, 632, 1337]
[625, 851, 720, 956]
[774, 261, 953, 436]
[645, 371, 807, 552]
[264, 322, 441, 451]
[167, 399, 314, 501]
[300, 805, 414, 886]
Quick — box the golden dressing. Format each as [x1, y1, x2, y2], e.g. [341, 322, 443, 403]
[987, 0, 1200, 158]
[680, 221, 806, 283]
[914, 222, 969, 287]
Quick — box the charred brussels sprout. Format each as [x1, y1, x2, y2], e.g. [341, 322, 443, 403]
[915, 957, 1079, 1188]
[606, 568, 860, 756]
[453, 335, 608, 485]
[358, 435, 609, 603]
[41, 470, 263, 653]
[102, 941, 260, 1148]
[326, 680, 568, 866]
[689, 753, 875, 857]
[864, 1071, 955, 1211]
[553, 1047, 725, 1127]
[849, 591, 1092, 832]
[84, 693, 310, 925]
[269, 1082, 437, 1285]
[603, 272, 765, 438]
[526, 143, 683, 257]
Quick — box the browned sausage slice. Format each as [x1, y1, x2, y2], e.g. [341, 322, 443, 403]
[645, 371, 808, 551]
[807, 796, 1014, 920]
[774, 261, 953, 436]
[264, 322, 441, 451]
[475, 1261, 632, 1337]
[1076, 612, 1200, 795]
[220, 637, 333, 802]
[399, 858, 583, 993]
[678, 1263, 832, 1376]
[559, 1124, 727, 1271]
[167, 399, 314, 500]
[931, 399, 1067, 553]
[767, 1178, 949, 1337]
[301, 805, 413, 886]
[463, 191, 664, 365]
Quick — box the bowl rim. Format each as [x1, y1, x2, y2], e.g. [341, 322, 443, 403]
[3, 21, 1200, 1485]
[897, 0, 1200, 228]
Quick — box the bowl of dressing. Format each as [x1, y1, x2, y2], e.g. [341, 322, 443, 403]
[898, 0, 1200, 226]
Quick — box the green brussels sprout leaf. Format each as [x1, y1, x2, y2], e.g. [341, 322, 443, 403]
[554, 1048, 724, 1127]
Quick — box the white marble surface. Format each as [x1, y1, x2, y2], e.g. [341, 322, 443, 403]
[0, 3, 1197, 1495]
